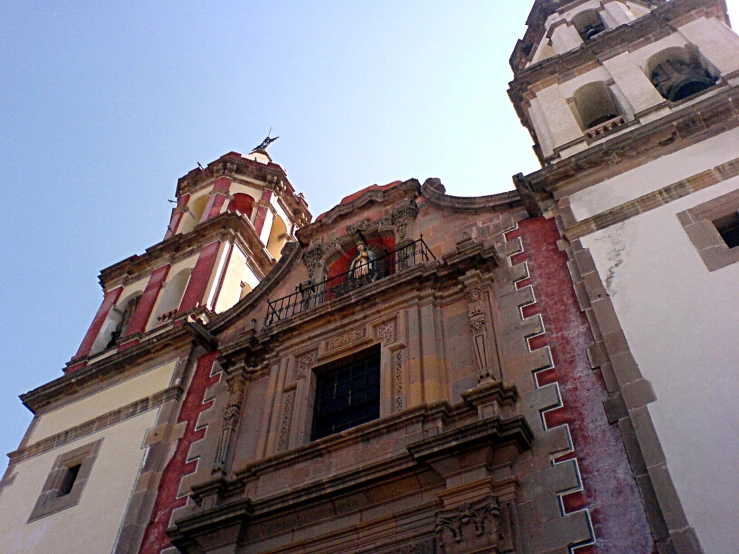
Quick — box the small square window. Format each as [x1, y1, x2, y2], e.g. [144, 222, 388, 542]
[311, 346, 381, 440]
[678, 189, 739, 271]
[28, 439, 102, 522]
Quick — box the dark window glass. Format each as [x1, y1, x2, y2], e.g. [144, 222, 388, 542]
[59, 464, 81, 496]
[312, 349, 381, 440]
[715, 212, 739, 249]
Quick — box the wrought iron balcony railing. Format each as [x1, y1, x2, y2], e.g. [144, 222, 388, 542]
[265, 237, 435, 326]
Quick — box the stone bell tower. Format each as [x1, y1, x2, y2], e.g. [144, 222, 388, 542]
[0, 145, 311, 554]
[70, 147, 310, 372]
[509, 1, 739, 552]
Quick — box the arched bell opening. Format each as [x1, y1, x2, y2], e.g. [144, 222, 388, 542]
[646, 46, 720, 103]
[266, 214, 288, 259]
[149, 269, 192, 328]
[227, 193, 255, 220]
[89, 291, 143, 355]
[572, 82, 623, 130]
[572, 9, 606, 42]
[178, 194, 209, 234]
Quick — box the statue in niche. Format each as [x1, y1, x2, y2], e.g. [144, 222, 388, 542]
[349, 244, 376, 281]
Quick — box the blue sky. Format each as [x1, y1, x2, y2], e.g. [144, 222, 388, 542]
[1, 1, 737, 461]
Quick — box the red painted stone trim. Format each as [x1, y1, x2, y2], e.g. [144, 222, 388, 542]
[165, 194, 190, 239]
[507, 218, 654, 553]
[139, 352, 221, 554]
[253, 190, 273, 236]
[74, 287, 123, 361]
[179, 242, 221, 313]
[125, 265, 171, 337]
[212, 242, 235, 310]
[205, 194, 227, 221]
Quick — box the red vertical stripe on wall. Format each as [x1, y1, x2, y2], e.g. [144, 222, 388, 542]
[212, 177, 231, 192]
[253, 190, 273, 236]
[138, 351, 221, 554]
[206, 194, 227, 220]
[124, 265, 171, 337]
[74, 287, 123, 360]
[178, 242, 221, 312]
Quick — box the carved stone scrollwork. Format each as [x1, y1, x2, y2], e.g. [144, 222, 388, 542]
[392, 199, 419, 240]
[435, 495, 504, 554]
[375, 321, 396, 344]
[296, 351, 318, 379]
[277, 389, 295, 452]
[301, 244, 324, 280]
[213, 371, 247, 474]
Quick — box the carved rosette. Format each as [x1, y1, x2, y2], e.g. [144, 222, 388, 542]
[213, 372, 247, 474]
[435, 495, 504, 554]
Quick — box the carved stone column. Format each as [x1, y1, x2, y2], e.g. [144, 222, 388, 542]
[213, 366, 248, 475]
[460, 272, 500, 384]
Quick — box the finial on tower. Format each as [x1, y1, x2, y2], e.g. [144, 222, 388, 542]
[250, 130, 280, 153]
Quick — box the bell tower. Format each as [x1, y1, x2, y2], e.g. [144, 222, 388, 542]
[509, 1, 739, 552]
[69, 145, 311, 372]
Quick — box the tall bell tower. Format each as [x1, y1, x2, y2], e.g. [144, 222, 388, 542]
[509, 1, 739, 552]
[70, 147, 310, 372]
[0, 146, 310, 554]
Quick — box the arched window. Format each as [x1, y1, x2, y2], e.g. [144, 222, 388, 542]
[572, 82, 622, 131]
[178, 194, 209, 234]
[89, 292, 142, 355]
[266, 215, 288, 259]
[646, 47, 719, 102]
[572, 10, 606, 41]
[150, 269, 192, 327]
[227, 193, 255, 219]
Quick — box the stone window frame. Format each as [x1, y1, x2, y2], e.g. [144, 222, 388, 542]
[678, 188, 739, 271]
[28, 438, 103, 522]
[309, 345, 383, 441]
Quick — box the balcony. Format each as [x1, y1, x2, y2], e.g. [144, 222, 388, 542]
[265, 237, 435, 326]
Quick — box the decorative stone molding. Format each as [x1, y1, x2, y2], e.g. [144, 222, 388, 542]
[326, 327, 366, 351]
[394, 349, 404, 413]
[435, 494, 505, 554]
[374, 320, 396, 344]
[300, 243, 324, 280]
[277, 389, 296, 452]
[296, 350, 318, 379]
[460, 273, 499, 383]
[213, 369, 247, 474]
[300, 199, 420, 277]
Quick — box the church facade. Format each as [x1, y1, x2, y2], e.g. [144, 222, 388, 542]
[1, 1, 738, 553]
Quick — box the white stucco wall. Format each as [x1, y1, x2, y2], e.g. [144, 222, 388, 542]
[0, 409, 158, 554]
[29, 360, 176, 443]
[569, 126, 739, 221]
[579, 175, 739, 553]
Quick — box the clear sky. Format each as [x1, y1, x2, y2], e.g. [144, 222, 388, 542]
[1, 1, 738, 461]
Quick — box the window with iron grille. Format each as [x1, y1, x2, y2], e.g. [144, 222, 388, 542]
[311, 347, 381, 440]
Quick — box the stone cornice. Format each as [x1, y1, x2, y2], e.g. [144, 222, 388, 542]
[518, 86, 739, 207]
[420, 178, 521, 212]
[216, 238, 502, 362]
[22, 323, 193, 414]
[98, 211, 274, 289]
[296, 179, 422, 245]
[169, 397, 532, 548]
